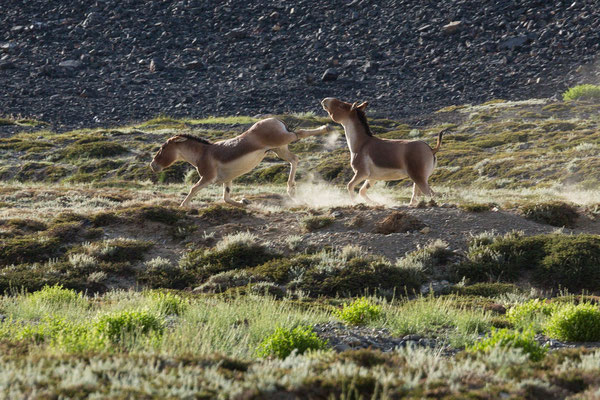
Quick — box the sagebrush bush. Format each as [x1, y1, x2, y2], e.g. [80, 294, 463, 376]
[180, 233, 278, 280]
[196, 270, 252, 293]
[337, 297, 382, 326]
[468, 328, 547, 361]
[79, 238, 153, 263]
[545, 303, 600, 342]
[520, 201, 579, 227]
[257, 326, 327, 359]
[249, 282, 285, 298]
[94, 310, 164, 343]
[563, 84, 600, 102]
[506, 299, 557, 332]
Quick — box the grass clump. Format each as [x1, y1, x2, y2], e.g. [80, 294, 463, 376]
[116, 205, 185, 225]
[520, 201, 579, 227]
[60, 141, 128, 159]
[337, 297, 382, 326]
[545, 303, 600, 342]
[0, 235, 61, 266]
[301, 215, 334, 232]
[468, 328, 547, 361]
[563, 84, 600, 102]
[257, 325, 327, 359]
[453, 283, 521, 298]
[94, 310, 163, 343]
[145, 291, 188, 316]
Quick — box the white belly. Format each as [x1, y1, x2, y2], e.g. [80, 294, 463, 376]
[216, 150, 266, 182]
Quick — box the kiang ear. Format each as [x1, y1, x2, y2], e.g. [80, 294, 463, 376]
[350, 101, 360, 111]
[171, 136, 188, 143]
[356, 101, 369, 111]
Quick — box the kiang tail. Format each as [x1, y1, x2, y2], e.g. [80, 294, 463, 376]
[432, 129, 446, 155]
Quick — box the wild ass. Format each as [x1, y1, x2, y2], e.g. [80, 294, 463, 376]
[150, 118, 332, 207]
[321, 98, 443, 206]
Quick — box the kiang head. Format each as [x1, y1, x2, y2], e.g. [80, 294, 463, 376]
[321, 97, 369, 124]
[149, 136, 187, 172]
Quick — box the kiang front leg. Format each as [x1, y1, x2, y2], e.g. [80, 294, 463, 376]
[180, 176, 213, 208]
[347, 172, 367, 202]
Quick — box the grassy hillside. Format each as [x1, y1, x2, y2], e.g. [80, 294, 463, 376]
[1, 99, 600, 398]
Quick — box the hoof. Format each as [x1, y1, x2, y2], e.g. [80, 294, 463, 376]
[241, 198, 251, 205]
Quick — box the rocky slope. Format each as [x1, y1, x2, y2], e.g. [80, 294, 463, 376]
[1, 0, 599, 129]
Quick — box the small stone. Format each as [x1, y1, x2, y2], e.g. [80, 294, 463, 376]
[0, 61, 15, 70]
[420, 226, 431, 234]
[183, 61, 203, 70]
[225, 28, 247, 40]
[362, 61, 379, 74]
[333, 343, 351, 352]
[498, 35, 530, 50]
[321, 68, 339, 82]
[59, 60, 82, 68]
[442, 21, 463, 34]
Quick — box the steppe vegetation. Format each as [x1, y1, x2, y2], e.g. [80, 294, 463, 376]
[1, 98, 600, 397]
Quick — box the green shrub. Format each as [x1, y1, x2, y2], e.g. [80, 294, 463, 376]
[520, 201, 579, 227]
[468, 328, 547, 361]
[454, 233, 600, 290]
[257, 326, 327, 359]
[301, 215, 334, 232]
[94, 310, 164, 343]
[337, 297, 382, 326]
[563, 84, 600, 102]
[545, 303, 600, 342]
[507, 299, 557, 332]
[537, 235, 600, 290]
[26, 284, 88, 308]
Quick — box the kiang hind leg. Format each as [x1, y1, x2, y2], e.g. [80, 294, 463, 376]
[271, 145, 299, 199]
[223, 181, 250, 207]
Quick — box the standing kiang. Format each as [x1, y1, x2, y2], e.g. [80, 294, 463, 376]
[321, 98, 444, 206]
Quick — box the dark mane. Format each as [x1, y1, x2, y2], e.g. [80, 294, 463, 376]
[355, 109, 373, 137]
[175, 134, 212, 145]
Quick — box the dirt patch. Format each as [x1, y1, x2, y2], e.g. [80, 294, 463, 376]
[373, 211, 426, 234]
